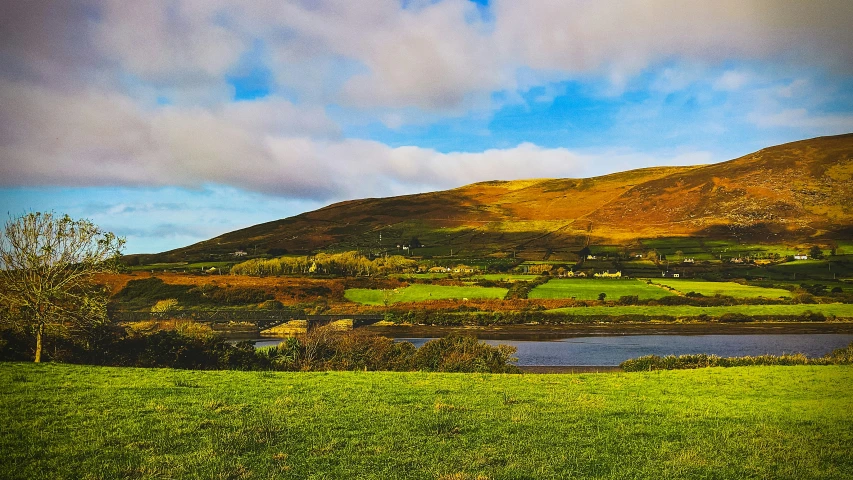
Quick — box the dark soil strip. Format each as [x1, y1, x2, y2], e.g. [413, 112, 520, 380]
[364, 322, 853, 340]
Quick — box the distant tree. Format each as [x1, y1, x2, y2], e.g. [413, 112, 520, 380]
[0, 212, 124, 362]
[409, 237, 422, 248]
[809, 246, 824, 259]
[598, 292, 607, 301]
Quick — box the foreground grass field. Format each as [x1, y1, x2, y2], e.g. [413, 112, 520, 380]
[345, 284, 509, 305]
[2, 363, 852, 479]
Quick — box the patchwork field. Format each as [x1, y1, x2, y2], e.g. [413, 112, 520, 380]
[529, 279, 674, 300]
[651, 279, 793, 298]
[2, 363, 852, 479]
[345, 284, 509, 305]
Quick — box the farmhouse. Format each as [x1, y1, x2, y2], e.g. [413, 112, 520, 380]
[586, 254, 598, 260]
[453, 265, 476, 273]
[233, 250, 247, 257]
[428, 266, 450, 273]
[682, 258, 695, 263]
[793, 254, 808, 260]
[594, 270, 622, 278]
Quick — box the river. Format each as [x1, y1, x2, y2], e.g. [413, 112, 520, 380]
[243, 333, 853, 367]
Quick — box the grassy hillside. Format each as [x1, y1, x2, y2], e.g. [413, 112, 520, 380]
[151, 134, 853, 262]
[2, 363, 851, 479]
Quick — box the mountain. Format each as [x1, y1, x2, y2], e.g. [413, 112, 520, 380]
[155, 134, 853, 262]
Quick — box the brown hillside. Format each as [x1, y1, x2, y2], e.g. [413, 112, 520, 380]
[157, 134, 853, 261]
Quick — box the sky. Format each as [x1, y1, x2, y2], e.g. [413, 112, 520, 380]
[1, 0, 852, 254]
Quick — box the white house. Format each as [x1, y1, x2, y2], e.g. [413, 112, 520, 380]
[594, 270, 622, 278]
[793, 254, 808, 260]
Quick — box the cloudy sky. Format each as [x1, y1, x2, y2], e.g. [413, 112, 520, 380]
[1, 0, 852, 254]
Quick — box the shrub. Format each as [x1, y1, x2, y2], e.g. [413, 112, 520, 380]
[718, 313, 752, 323]
[825, 342, 853, 364]
[151, 299, 179, 313]
[798, 311, 826, 322]
[620, 342, 853, 371]
[260, 299, 285, 310]
[411, 334, 519, 373]
[618, 295, 639, 305]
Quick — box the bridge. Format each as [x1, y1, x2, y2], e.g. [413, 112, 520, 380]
[110, 310, 385, 331]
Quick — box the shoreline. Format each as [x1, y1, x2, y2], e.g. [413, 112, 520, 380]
[360, 321, 853, 340]
[518, 365, 622, 374]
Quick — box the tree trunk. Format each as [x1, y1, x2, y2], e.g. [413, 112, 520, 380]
[34, 322, 44, 363]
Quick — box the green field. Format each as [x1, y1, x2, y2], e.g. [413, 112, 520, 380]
[345, 284, 508, 305]
[473, 274, 538, 282]
[652, 279, 792, 298]
[130, 261, 234, 272]
[2, 363, 851, 479]
[529, 279, 674, 300]
[546, 303, 853, 318]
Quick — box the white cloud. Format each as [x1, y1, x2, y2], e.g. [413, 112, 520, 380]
[713, 71, 751, 92]
[93, 1, 246, 93]
[0, 79, 716, 202]
[748, 108, 853, 131]
[493, 0, 853, 82]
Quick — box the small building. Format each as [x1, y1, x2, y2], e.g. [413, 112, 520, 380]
[682, 258, 695, 264]
[586, 254, 597, 260]
[428, 266, 450, 273]
[233, 250, 247, 257]
[793, 254, 808, 260]
[594, 270, 622, 278]
[453, 265, 476, 273]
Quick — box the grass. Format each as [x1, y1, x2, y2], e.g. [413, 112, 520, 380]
[1, 363, 852, 479]
[345, 284, 509, 305]
[473, 274, 539, 282]
[529, 279, 674, 300]
[546, 303, 853, 317]
[651, 279, 792, 298]
[130, 261, 234, 271]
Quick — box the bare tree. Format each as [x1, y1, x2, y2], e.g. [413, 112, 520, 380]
[0, 212, 124, 362]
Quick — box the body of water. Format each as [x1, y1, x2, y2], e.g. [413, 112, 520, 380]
[248, 334, 853, 366]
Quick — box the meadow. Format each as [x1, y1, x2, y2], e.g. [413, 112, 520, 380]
[1, 363, 851, 479]
[528, 278, 674, 300]
[345, 283, 509, 305]
[650, 279, 793, 298]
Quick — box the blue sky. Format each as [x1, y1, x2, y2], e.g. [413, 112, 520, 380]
[1, 0, 852, 253]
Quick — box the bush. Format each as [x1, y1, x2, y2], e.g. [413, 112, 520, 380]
[618, 295, 639, 305]
[411, 334, 519, 373]
[151, 299, 179, 313]
[718, 313, 752, 323]
[620, 342, 853, 371]
[260, 299, 285, 310]
[798, 311, 826, 322]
